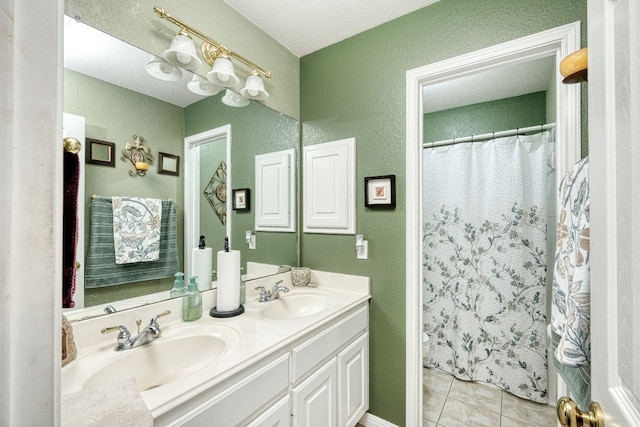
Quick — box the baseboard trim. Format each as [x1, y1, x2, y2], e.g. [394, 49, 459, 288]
[358, 412, 400, 427]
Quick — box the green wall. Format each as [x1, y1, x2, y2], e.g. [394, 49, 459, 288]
[300, 0, 586, 424]
[64, 69, 185, 306]
[424, 91, 547, 143]
[185, 92, 299, 270]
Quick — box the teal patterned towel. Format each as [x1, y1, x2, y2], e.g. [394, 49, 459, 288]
[551, 329, 591, 411]
[85, 197, 179, 288]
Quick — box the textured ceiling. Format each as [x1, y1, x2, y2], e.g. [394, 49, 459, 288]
[221, 0, 440, 57]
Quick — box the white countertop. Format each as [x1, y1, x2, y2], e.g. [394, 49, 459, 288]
[61, 270, 370, 418]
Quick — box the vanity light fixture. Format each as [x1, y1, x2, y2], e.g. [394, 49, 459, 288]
[121, 135, 153, 177]
[145, 55, 183, 81]
[207, 54, 240, 87]
[187, 74, 223, 96]
[221, 89, 249, 107]
[154, 6, 271, 100]
[162, 30, 202, 71]
[240, 70, 269, 100]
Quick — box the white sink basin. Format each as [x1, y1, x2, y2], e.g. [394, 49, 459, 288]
[260, 292, 335, 320]
[62, 324, 239, 394]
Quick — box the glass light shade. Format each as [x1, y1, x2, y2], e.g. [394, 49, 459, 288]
[187, 74, 223, 96]
[240, 73, 269, 100]
[163, 34, 202, 70]
[145, 56, 183, 81]
[206, 56, 240, 87]
[221, 89, 249, 107]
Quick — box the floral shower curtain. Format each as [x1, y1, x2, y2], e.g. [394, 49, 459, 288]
[422, 132, 552, 404]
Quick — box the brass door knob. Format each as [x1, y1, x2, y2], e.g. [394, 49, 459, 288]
[75, 261, 81, 270]
[557, 396, 605, 427]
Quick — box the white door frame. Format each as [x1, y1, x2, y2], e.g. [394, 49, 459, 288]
[405, 23, 582, 424]
[184, 125, 232, 279]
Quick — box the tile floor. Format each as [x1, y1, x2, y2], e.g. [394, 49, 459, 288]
[422, 368, 557, 427]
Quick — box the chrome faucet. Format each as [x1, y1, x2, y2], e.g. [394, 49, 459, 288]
[101, 310, 171, 351]
[255, 280, 289, 302]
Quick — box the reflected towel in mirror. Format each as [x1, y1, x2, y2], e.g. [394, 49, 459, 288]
[112, 197, 162, 264]
[85, 197, 179, 288]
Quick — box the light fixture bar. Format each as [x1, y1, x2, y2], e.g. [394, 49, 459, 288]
[153, 6, 272, 79]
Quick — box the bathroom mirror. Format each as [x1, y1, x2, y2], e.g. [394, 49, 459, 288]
[63, 17, 299, 318]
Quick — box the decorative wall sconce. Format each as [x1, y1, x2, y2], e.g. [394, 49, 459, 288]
[153, 6, 272, 101]
[121, 135, 153, 177]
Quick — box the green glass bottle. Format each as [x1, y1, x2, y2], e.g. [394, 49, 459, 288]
[169, 272, 185, 299]
[182, 276, 202, 321]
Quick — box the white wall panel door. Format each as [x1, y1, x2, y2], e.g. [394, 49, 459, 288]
[303, 138, 355, 234]
[255, 148, 296, 232]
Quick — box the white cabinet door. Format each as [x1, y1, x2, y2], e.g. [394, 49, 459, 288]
[337, 333, 368, 427]
[246, 396, 291, 427]
[292, 358, 337, 427]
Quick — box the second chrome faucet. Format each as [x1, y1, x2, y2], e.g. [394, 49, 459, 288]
[255, 280, 289, 303]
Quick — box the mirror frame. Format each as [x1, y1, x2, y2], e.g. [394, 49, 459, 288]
[404, 22, 582, 424]
[184, 125, 232, 280]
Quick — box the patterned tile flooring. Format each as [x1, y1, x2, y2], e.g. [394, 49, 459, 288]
[422, 368, 558, 427]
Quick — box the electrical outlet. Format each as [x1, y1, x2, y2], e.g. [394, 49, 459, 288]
[249, 235, 256, 250]
[356, 240, 368, 260]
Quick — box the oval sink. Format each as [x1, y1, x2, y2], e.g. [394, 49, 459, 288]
[62, 324, 239, 394]
[260, 292, 335, 320]
[84, 334, 224, 391]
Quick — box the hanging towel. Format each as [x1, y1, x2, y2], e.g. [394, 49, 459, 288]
[551, 156, 590, 367]
[62, 151, 80, 308]
[85, 197, 179, 288]
[112, 197, 162, 264]
[550, 328, 591, 410]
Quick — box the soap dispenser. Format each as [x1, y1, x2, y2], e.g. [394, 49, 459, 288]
[183, 275, 202, 321]
[170, 272, 185, 299]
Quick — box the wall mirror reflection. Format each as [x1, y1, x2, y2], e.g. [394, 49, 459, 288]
[63, 16, 299, 320]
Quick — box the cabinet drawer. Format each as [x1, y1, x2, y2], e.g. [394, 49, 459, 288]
[182, 354, 289, 427]
[291, 305, 367, 384]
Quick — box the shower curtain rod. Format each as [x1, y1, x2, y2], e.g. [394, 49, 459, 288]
[423, 122, 555, 149]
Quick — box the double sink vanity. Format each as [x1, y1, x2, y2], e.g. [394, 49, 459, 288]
[62, 270, 370, 426]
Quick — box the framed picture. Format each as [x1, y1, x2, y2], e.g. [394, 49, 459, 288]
[158, 152, 180, 176]
[365, 175, 396, 208]
[232, 188, 250, 211]
[85, 138, 116, 167]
